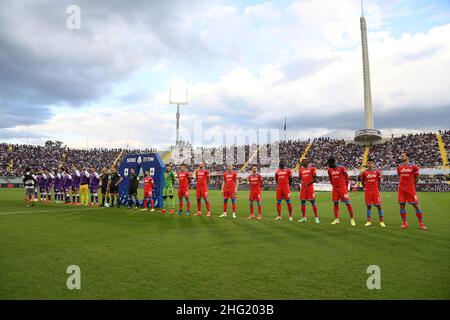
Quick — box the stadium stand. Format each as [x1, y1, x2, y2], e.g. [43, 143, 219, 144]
[1, 132, 448, 190]
[368, 132, 441, 169]
[436, 131, 449, 167]
[306, 138, 364, 169]
[113, 150, 125, 167]
[161, 150, 173, 164]
[0, 143, 155, 177]
[361, 146, 370, 169]
[293, 141, 313, 172]
[239, 146, 259, 172]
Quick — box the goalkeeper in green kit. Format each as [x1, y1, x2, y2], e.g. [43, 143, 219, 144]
[161, 164, 176, 214]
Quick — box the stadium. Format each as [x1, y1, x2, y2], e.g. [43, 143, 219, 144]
[0, 0, 449, 308]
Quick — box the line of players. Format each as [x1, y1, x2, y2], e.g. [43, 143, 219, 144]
[23, 165, 123, 207]
[23, 151, 427, 229]
[130, 151, 427, 229]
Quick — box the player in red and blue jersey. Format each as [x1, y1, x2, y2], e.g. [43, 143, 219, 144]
[274, 161, 293, 221]
[327, 157, 355, 226]
[361, 158, 385, 227]
[177, 164, 191, 215]
[220, 164, 239, 219]
[298, 159, 319, 224]
[141, 170, 155, 211]
[248, 165, 263, 220]
[195, 162, 211, 217]
[397, 151, 427, 230]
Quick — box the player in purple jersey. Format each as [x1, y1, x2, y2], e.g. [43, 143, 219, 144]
[60, 169, 66, 203]
[63, 168, 73, 204]
[53, 169, 62, 203]
[89, 167, 100, 206]
[46, 170, 54, 202]
[32, 170, 39, 201]
[39, 169, 48, 202]
[71, 165, 81, 205]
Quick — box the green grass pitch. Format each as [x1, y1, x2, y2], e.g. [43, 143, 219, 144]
[0, 188, 449, 300]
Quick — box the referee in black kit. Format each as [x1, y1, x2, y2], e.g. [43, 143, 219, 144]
[128, 167, 139, 209]
[109, 165, 123, 207]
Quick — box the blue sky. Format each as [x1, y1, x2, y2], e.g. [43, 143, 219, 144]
[383, 0, 449, 35]
[0, 0, 449, 149]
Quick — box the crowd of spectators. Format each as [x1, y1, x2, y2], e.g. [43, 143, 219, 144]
[0, 143, 155, 176]
[232, 174, 448, 191]
[1, 131, 447, 180]
[378, 174, 447, 184]
[441, 130, 450, 163]
[307, 138, 364, 169]
[172, 140, 309, 172]
[369, 132, 441, 169]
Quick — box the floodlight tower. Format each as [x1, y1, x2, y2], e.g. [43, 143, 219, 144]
[169, 79, 189, 146]
[354, 0, 382, 143]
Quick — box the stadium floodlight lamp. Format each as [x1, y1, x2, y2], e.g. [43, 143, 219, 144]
[169, 79, 189, 146]
[169, 79, 189, 105]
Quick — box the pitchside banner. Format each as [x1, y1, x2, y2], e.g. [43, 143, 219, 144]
[376, 183, 450, 193]
[118, 153, 165, 207]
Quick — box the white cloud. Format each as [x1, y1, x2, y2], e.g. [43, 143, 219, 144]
[2, 0, 450, 148]
[371, 25, 450, 110]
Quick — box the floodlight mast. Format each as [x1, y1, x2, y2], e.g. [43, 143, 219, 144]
[176, 104, 180, 146]
[169, 80, 189, 146]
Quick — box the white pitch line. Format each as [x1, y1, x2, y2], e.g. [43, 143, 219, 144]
[0, 207, 98, 215]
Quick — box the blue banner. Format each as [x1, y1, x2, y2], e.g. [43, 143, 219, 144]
[117, 153, 165, 207]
